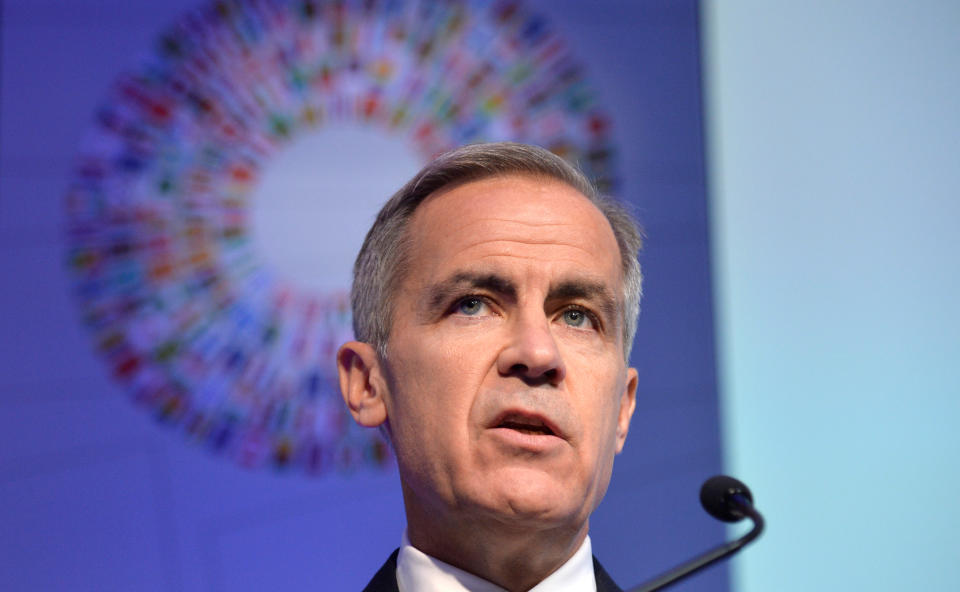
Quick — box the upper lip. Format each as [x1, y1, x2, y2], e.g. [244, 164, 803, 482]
[489, 408, 565, 439]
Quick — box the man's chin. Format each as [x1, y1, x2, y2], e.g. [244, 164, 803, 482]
[464, 471, 589, 532]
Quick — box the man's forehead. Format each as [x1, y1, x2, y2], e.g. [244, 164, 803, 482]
[413, 175, 612, 240]
[404, 187, 625, 333]
[403, 175, 621, 280]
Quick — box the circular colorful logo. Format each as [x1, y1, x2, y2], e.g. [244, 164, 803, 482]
[65, 0, 619, 475]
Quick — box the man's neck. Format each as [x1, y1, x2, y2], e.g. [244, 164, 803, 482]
[404, 500, 589, 592]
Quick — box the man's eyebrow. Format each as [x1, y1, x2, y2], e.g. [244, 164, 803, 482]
[426, 271, 518, 311]
[547, 280, 619, 322]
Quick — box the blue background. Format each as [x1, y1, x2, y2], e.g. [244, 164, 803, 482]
[0, 1, 724, 590]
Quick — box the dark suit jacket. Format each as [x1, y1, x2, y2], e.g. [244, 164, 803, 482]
[363, 549, 623, 592]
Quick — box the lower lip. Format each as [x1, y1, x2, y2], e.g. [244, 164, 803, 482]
[487, 427, 566, 453]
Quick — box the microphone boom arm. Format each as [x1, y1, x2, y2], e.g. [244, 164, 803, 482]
[627, 490, 765, 592]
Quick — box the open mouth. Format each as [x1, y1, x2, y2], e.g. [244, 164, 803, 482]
[496, 413, 557, 437]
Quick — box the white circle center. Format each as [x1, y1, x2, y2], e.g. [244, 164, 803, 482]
[249, 126, 423, 293]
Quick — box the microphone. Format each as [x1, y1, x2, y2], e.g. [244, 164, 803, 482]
[627, 476, 765, 592]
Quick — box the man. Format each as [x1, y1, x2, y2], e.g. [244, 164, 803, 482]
[337, 142, 643, 592]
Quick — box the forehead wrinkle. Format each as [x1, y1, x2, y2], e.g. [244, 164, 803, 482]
[453, 237, 609, 260]
[474, 252, 601, 270]
[438, 215, 591, 238]
[469, 217, 577, 229]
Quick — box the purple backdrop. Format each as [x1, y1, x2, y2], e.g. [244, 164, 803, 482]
[0, 0, 724, 589]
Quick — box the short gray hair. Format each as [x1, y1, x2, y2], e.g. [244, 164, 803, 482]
[351, 142, 643, 359]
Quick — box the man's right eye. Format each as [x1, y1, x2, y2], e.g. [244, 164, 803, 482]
[456, 297, 487, 316]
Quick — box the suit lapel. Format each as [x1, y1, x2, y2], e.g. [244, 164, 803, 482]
[593, 556, 624, 592]
[362, 548, 400, 592]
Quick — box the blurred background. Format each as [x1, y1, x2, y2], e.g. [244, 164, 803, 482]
[0, 0, 957, 591]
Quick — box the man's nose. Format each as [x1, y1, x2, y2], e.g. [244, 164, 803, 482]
[496, 312, 566, 385]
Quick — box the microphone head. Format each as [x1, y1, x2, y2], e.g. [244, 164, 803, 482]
[700, 475, 754, 523]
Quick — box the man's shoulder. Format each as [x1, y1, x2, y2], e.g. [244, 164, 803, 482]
[361, 549, 623, 592]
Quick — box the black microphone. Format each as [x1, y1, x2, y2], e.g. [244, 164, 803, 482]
[627, 476, 765, 592]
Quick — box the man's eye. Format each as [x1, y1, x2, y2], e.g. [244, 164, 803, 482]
[456, 297, 487, 316]
[561, 308, 594, 329]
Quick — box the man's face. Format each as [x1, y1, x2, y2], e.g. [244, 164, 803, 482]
[351, 174, 637, 539]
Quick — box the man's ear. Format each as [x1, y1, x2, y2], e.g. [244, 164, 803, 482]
[614, 367, 639, 454]
[337, 341, 389, 428]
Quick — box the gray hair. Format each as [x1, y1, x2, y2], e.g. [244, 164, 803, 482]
[351, 142, 643, 360]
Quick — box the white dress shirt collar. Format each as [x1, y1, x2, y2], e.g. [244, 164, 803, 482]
[396, 530, 597, 592]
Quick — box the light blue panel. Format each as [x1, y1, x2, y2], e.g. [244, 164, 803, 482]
[703, 1, 960, 590]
